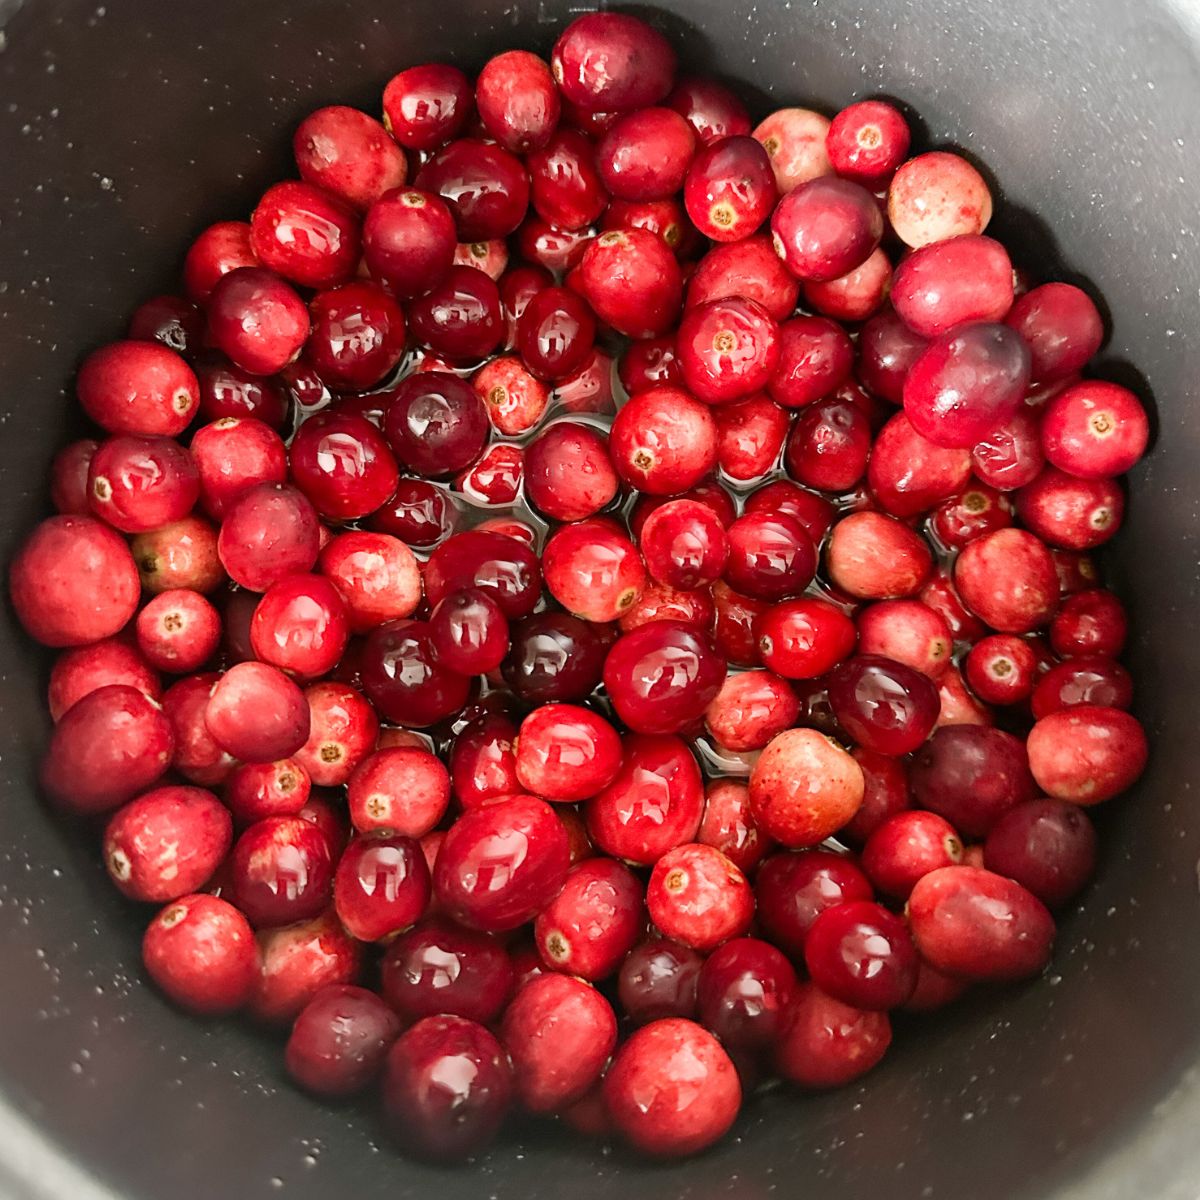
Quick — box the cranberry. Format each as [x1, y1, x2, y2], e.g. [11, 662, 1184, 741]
[1016, 467, 1125, 550]
[908, 866, 1054, 982]
[826, 655, 939, 756]
[667, 76, 751, 144]
[229, 814, 334, 928]
[931, 483, 1013, 550]
[456, 438, 524, 506]
[803, 247, 892, 323]
[1004, 282, 1104, 382]
[887, 151, 993, 247]
[936, 664, 994, 728]
[415, 139, 530, 241]
[473, 49, 559, 152]
[855, 600, 952, 680]
[360, 619, 471, 727]
[972, 408, 1047, 491]
[711, 580, 772, 667]
[551, 12, 677, 112]
[771, 176, 883, 283]
[142, 894, 258, 1015]
[424, 529, 542, 619]
[424, 587, 506, 676]
[206, 658, 310, 760]
[500, 264, 553, 342]
[360, 189, 454, 298]
[344, 747, 447, 837]
[683, 135, 777, 242]
[293, 104, 407, 211]
[128, 294, 204, 357]
[1031, 655, 1132, 718]
[954, 528, 1058, 633]
[224, 759, 311, 826]
[501, 612, 607, 705]
[579, 229, 683, 339]
[76, 340, 199, 436]
[49, 439, 99, 515]
[542, 518, 646, 623]
[134, 589, 220, 674]
[609, 385, 719, 495]
[984, 799, 1098, 909]
[755, 598, 856, 679]
[755, 849, 874, 959]
[861, 810, 963, 900]
[753, 107, 833, 193]
[514, 703, 623, 803]
[47, 637, 160, 722]
[768, 315, 854, 410]
[803, 900, 918, 1011]
[190, 419, 286, 522]
[603, 621, 726, 735]
[1041, 380, 1149, 479]
[903, 958, 971, 1012]
[381, 380, 486, 483]
[317, 530, 421, 634]
[675, 297, 780, 406]
[382, 1015, 512, 1161]
[919, 567, 988, 643]
[868, 412, 973, 518]
[471, 354, 549, 434]
[620, 335, 682, 394]
[632, 478, 738, 535]
[290, 680, 378, 788]
[1026, 705, 1148, 804]
[523, 422, 617, 522]
[911, 725, 1036, 838]
[407, 264, 504, 361]
[382, 63, 473, 150]
[842, 748, 912, 843]
[694, 779, 770, 873]
[162, 673, 237, 785]
[597, 107, 696, 201]
[784, 395, 871, 492]
[247, 573, 348, 679]
[524, 130, 606, 234]
[1050, 588, 1128, 658]
[304, 283, 405, 391]
[826, 100, 911, 187]
[714, 393, 789, 482]
[616, 939, 700, 1024]
[775, 982, 891, 1088]
[516, 286, 596, 382]
[705, 669, 800, 753]
[334, 833, 430, 942]
[827, 511, 932, 601]
[688, 238, 798, 325]
[250, 908, 363, 1025]
[603, 195, 695, 254]
[555, 347, 616, 414]
[249, 181, 360, 289]
[963, 634, 1038, 705]
[207, 267, 310, 376]
[891, 235, 1013, 339]
[857, 308, 928, 404]
[722, 511, 816, 601]
[640, 499, 728, 590]
[183, 220, 259, 303]
[85, 435, 197, 534]
[586, 733, 704, 864]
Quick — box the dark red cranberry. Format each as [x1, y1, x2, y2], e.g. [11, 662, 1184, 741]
[804, 900, 918, 1010]
[771, 176, 883, 281]
[842, 747, 912, 843]
[407, 264, 504, 361]
[768, 315, 854, 410]
[362, 188, 456, 299]
[368, 478, 458, 547]
[207, 268, 310, 377]
[183, 220, 259, 304]
[1004, 282, 1104, 382]
[578, 229, 683, 339]
[723, 511, 816, 601]
[524, 422, 617, 522]
[930, 483, 1013, 550]
[887, 151, 992, 247]
[128, 294, 205, 357]
[526, 127, 608, 231]
[424, 529, 542, 619]
[711, 580, 772, 667]
[518, 216, 595, 273]
[49, 439, 99, 515]
[683, 135, 777, 242]
[304, 281, 406, 391]
[516, 286, 596, 382]
[501, 612, 607, 705]
[618, 938, 704, 1024]
[827, 654, 939, 756]
[427, 588, 508, 676]
[984, 799, 1098, 908]
[499, 264, 552, 344]
[696, 937, 797, 1051]
[826, 100, 911, 187]
[383, 372, 489, 478]
[382, 63, 473, 151]
[785, 395, 872, 492]
[744, 479, 837, 544]
[229, 814, 333, 928]
[551, 12, 677, 113]
[755, 849, 874, 959]
[776, 982, 891, 1088]
[667, 76, 752, 145]
[361, 619, 471, 727]
[415, 139, 530, 241]
[857, 307, 928, 404]
[619, 336, 681, 394]
[456, 439, 524, 507]
[1026, 705, 1148, 804]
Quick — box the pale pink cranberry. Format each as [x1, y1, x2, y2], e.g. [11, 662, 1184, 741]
[535, 857, 643, 980]
[224, 759, 311, 825]
[856, 599, 952, 679]
[1031, 655, 1132, 718]
[515, 703, 623, 802]
[1004, 282, 1104, 382]
[142, 894, 258, 1015]
[749, 728, 864, 847]
[804, 247, 892, 322]
[40, 684, 173, 814]
[676, 297, 780, 405]
[474, 49, 559, 152]
[598, 107, 696, 200]
[318, 530, 422, 634]
[382, 63, 473, 151]
[983, 798, 1098, 908]
[294, 680, 380, 788]
[1015, 467, 1125, 550]
[705, 669, 800, 752]
[207, 267, 310, 376]
[1026, 705, 1148, 805]
[133, 516, 224, 595]
[523, 422, 617, 521]
[250, 908, 363, 1025]
[714, 393, 789, 482]
[183, 220, 259, 303]
[104, 785, 231, 902]
[578, 228, 683, 339]
[890, 235, 1013, 338]
[687, 235, 799, 322]
[294, 106, 407, 211]
[609, 385, 718, 495]
[936, 664, 994, 728]
[250, 180, 360, 288]
[640, 498, 728, 590]
[784, 395, 872, 492]
[667, 76, 751, 144]
[136, 589, 221, 674]
[776, 983, 891, 1088]
[868, 411, 973, 517]
[826, 100, 911, 187]
[1050, 588, 1128, 658]
[908, 866, 1055, 982]
[771, 176, 883, 281]
[954, 528, 1058, 633]
[827, 511, 933, 599]
[250, 573, 350, 679]
[768, 315, 854, 410]
[472, 354, 549, 435]
[683, 134, 777, 242]
[76, 340, 199, 436]
[753, 107, 832, 193]
[162, 673, 237, 786]
[964, 634, 1039, 704]
[551, 12, 677, 112]
[887, 152, 993, 248]
[543, 518, 646, 622]
[10, 515, 140, 648]
[526, 127, 608, 231]
[1040, 380, 1149, 479]
[348, 746, 449, 836]
[647, 843, 753, 952]
[218, 483, 320, 592]
[47, 637, 160, 722]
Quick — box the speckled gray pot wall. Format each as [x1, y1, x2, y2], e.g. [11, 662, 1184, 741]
[0, 2, 1198, 1198]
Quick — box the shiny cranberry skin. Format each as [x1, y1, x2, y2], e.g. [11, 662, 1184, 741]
[1031, 655, 1132, 718]
[868, 412, 973, 518]
[749, 728, 864, 848]
[293, 103, 407, 211]
[318, 530, 421, 634]
[551, 12, 677, 112]
[598, 107, 696, 201]
[771, 176, 883, 282]
[827, 511, 933, 600]
[194, 355, 287, 429]
[776, 982, 891, 1088]
[207, 267, 310, 377]
[162, 673, 237, 786]
[803, 247, 893, 322]
[229, 814, 333, 929]
[687, 235, 799, 322]
[984, 799, 1098, 909]
[361, 619, 471, 727]
[473, 49, 559, 153]
[609, 385, 718, 495]
[803, 900, 918, 1010]
[693, 780, 767, 873]
[534, 857, 643, 979]
[1041, 380, 1149, 479]
[618, 939, 702, 1025]
[1015, 467, 1125, 550]
[714, 393, 788, 482]
[936, 664, 994, 728]
[857, 308, 928, 404]
[361, 188, 455, 299]
[543, 519, 646, 623]
[682, 135, 777, 242]
[76, 339, 200, 437]
[523, 422, 617, 522]
[744, 480, 837, 545]
[382, 1015, 512, 1162]
[434, 795, 569, 931]
[249, 180, 359, 290]
[1027, 705, 1148, 805]
[963, 634, 1038, 705]
[425, 587, 507, 677]
[190, 417, 286, 522]
[861, 810, 963, 900]
[855, 600, 952, 680]
[711, 580, 770, 667]
[183, 220, 259, 304]
[288, 410, 397, 522]
[515, 287, 596, 382]
[83, 435, 198, 535]
[1050, 588, 1128, 658]
[1004, 282, 1104, 382]
[723, 511, 816, 601]
[294, 680, 379, 788]
[911, 725, 1036, 838]
[666, 76, 751, 144]
[526, 128, 608, 231]
[383, 63, 473, 151]
[705, 669, 800, 753]
[205, 659, 311, 762]
[755, 849, 873, 959]
[334, 833, 431, 942]
[381, 918, 513, 1023]
[827, 655, 939, 756]
[425, 529, 542, 619]
[908, 866, 1054, 982]
[578, 229, 683, 339]
[971, 408, 1046, 492]
[640, 499, 728, 590]
[408, 264, 504, 362]
[702, 942, 800, 1060]
[224, 758, 311, 826]
[348, 746, 450, 836]
[501, 612, 607, 706]
[619, 335, 681, 394]
[382, 375, 487, 482]
[415, 139, 529, 241]
[499, 264, 553, 342]
[304, 282, 406, 392]
[250, 908, 363, 1025]
[826, 100, 911, 187]
[931, 483, 1013, 550]
[755, 598, 854, 681]
[887, 151, 993, 247]
[891, 235, 1013, 339]
[784, 396, 871, 492]
[676, 297, 780, 406]
[603, 621, 726, 735]
[47, 637, 160, 722]
[249, 573, 349, 679]
[514, 703, 623, 803]
[631, 479, 737, 536]
[603, 196, 695, 254]
[768, 315, 854, 410]
[472, 355, 549, 435]
[620, 583, 714, 635]
[647, 843, 753, 952]
[954, 528, 1058, 633]
[586, 733, 704, 864]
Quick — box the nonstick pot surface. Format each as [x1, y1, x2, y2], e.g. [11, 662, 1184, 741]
[1, 1, 1199, 1197]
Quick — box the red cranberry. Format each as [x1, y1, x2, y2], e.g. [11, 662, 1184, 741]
[183, 220, 259, 303]
[771, 176, 883, 282]
[954, 528, 1058, 633]
[250, 908, 363, 1025]
[715, 393, 789, 482]
[361, 619, 471, 727]
[207, 267, 310, 377]
[749, 728, 864, 848]
[196, 357, 288, 430]
[609, 385, 718, 495]
[776, 982, 891, 1088]
[936, 664, 994, 728]
[502, 974, 616, 1114]
[603, 196, 696, 254]
[318, 530, 421, 634]
[984, 799, 1098, 908]
[135, 589, 221, 674]
[695, 779, 770, 873]
[826, 100, 911, 187]
[755, 849, 873, 959]
[891, 235, 1013, 338]
[424, 529, 542, 619]
[285, 984, 402, 1098]
[205, 660, 310, 763]
[47, 637, 160, 722]
[857, 307, 928, 404]
[919, 567, 988, 643]
[249, 181, 360, 289]
[666, 76, 751, 144]
[868, 411, 973, 518]
[856, 599, 950, 680]
[472, 354, 549, 434]
[676, 297, 780, 405]
[516, 286, 596, 382]
[191, 417, 286, 521]
[598, 107, 696, 201]
[648, 842, 753, 951]
[1041, 380, 1149, 479]
[520, 216, 596, 273]
[346, 746, 448, 836]
[640, 499, 728, 590]
[334, 833, 430, 942]
[76, 340, 199, 436]
[289, 410, 398, 521]
[294, 105, 407, 211]
[603, 621, 726, 735]
[557, 349, 617, 417]
[586, 733, 704, 864]
[425, 587, 507, 676]
[972, 408, 1046, 491]
[142, 894, 258, 1015]
[631, 479, 738, 536]
[502, 612, 608, 705]
[705, 669, 800, 752]
[514, 703, 623, 803]
[230, 814, 333, 928]
[293, 680, 379, 788]
[1016, 467, 1125, 550]
[804, 900, 918, 1010]
[619, 334, 681, 394]
[687, 236, 799, 323]
[248, 573, 349, 679]
[224, 759, 311, 825]
[500, 264, 553, 344]
[753, 107, 833, 193]
[382, 63, 473, 151]
[524, 422, 617, 521]
[415, 139, 530, 241]
[361, 188, 456, 299]
[1050, 588, 1127, 658]
[804, 247, 892, 322]
[930, 483, 1013, 550]
[408, 264, 504, 361]
[887, 152, 992, 247]
[723, 511, 816, 601]
[450, 715, 520, 811]
[861, 810, 963, 899]
[697, 939, 797, 1056]
[542, 519, 646, 623]
[85, 435, 197, 534]
[162, 673, 237, 785]
[1031, 656, 1132, 718]
[382, 1015, 512, 1161]
[785, 395, 872, 492]
[711, 580, 771, 667]
[579, 229, 683, 338]
[911, 725, 1036, 838]
[383, 372, 488, 479]
[756, 597, 856, 680]
[525, 127, 607, 231]
[369, 479, 458, 548]
[128, 294, 205, 357]
[683, 135, 777, 242]
[827, 655, 939, 756]
[908, 866, 1054, 982]
[474, 49, 559, 152]
[1004, 282, 1104, 382]
[842, 748, 912, 843]
[304, 281, 406, 391]
[1027, 705, 1148, 805]
[551, 12, 677, 112]
[964, 633, 1039, 705]
[768, 316, 854, 410]
[903, 958, 970, 1012]
[49, 438, 99, 515]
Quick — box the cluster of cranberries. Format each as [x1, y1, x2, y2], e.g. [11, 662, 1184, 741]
[9, 9, 1151, 1163]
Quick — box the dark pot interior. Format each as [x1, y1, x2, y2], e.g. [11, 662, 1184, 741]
[1, 1, 1199, 1197]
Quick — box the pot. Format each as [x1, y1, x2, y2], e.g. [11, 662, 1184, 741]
[0, 0, 1198, 1197]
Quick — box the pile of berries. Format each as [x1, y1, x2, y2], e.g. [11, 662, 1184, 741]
[9, 8, 1150, 1163]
